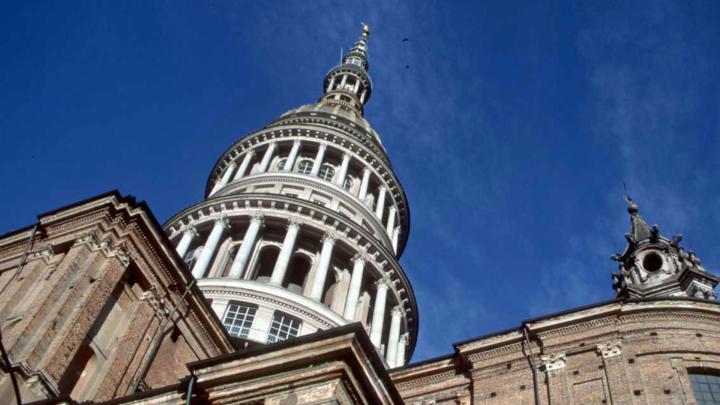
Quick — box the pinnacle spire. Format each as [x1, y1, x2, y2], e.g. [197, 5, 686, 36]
[320, 23, 374, 115]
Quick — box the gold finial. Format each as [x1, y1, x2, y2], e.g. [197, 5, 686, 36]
[362, 22, 370, 37]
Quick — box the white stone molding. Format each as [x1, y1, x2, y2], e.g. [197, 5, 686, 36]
[596, 340, 623, 358]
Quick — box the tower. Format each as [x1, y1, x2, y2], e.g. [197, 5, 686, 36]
[163, 25, 417, 367]
[611, 199, 719, 299]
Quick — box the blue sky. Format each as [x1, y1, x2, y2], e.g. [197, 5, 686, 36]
[2, 1, 720, 362]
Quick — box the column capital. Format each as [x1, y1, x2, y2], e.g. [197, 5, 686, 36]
[342, 152, 352, 160]
[250, 214, 265, 227]
[375, 278, 391, 289]
[391, 306, 404, 317]
[322, 232, 337, 245]
[267, 140, 278, 147]
[287, 217, 303, 229]
[399, 333, 409, 344]
[183, 225, 199, 237]
[226, 161, 237, 169]
[362, 166, 372, 174]
[246, 149, 256, 157]
[352, 250, 368, 264]
[292, 139, 302, 146]
[216, 216, 231, 229]
[317, 142, 328, 151]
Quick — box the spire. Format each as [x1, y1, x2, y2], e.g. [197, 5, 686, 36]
[624, 196, 652, 242]
[342, 23, 370, 71]
[320, 23, 374, 116]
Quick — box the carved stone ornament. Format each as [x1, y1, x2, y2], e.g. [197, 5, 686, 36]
[596, 340, 622, 358]
[540, 352, 567, 371]
[29, 244, 54, 261]
[74, 230, 98, 246]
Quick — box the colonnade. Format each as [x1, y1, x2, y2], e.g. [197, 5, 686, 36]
[208, 140, 401, 250]
[174, 215, 407, 367]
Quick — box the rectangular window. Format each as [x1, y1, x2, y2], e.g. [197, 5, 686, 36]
[266, 311, 302, 343]
[223, 302, 257, 338]
[689, 372, 720, 404]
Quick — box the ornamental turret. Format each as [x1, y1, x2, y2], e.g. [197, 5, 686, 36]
[611, 198, 719, 300]
[163, 24, 416, 368]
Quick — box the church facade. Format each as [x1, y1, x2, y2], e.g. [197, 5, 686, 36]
[0, 26, 719, 405]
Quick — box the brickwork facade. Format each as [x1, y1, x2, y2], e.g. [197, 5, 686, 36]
[391, 298, 720, 405]
[0, 192, 234, 402]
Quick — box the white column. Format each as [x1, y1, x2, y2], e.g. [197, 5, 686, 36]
[283, 140, 302, 171]
[385, 206, 397, 237]
[310, 144, 327, 176]
[209, 163, 236, 196]
[343, 253, 366, 319]
[370, 279, 389, 347]
[228, 215, 264, 279]
[257, 142, 277, 173]
[175, 225, 198, 258]
[233, 150, 255, 180]
[375, 187, 387, 220]
[392, 227, 400, 254]
[309, 234, 335, 300]
[340, 75, 348, 88]
[395, 333, 409, 367]
[334, 153, 351, 186]
[360, 89, 367, 103]
[270, 218, 302, 285]
[353, 81, 360, 93]
[191, 217, 229, 279]
[327, 76, 336, 92]
[358, 167, 371, 201]
[386, 306, 403, 366]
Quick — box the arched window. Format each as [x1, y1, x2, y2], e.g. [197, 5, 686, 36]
[220, 244, 240, 277]
[252, 246, 279, 283]
[223, 302, 257, 338]
[318, 164, 335, 181]
[276, 158, 287, 171]
[266, 311, 302, 343]
[297, 159, 313, 175]
[689, 371, 720, 404]
[283, 255, 311, 294]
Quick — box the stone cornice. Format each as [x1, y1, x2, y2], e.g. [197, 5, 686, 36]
[215, 172, 394, 247]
